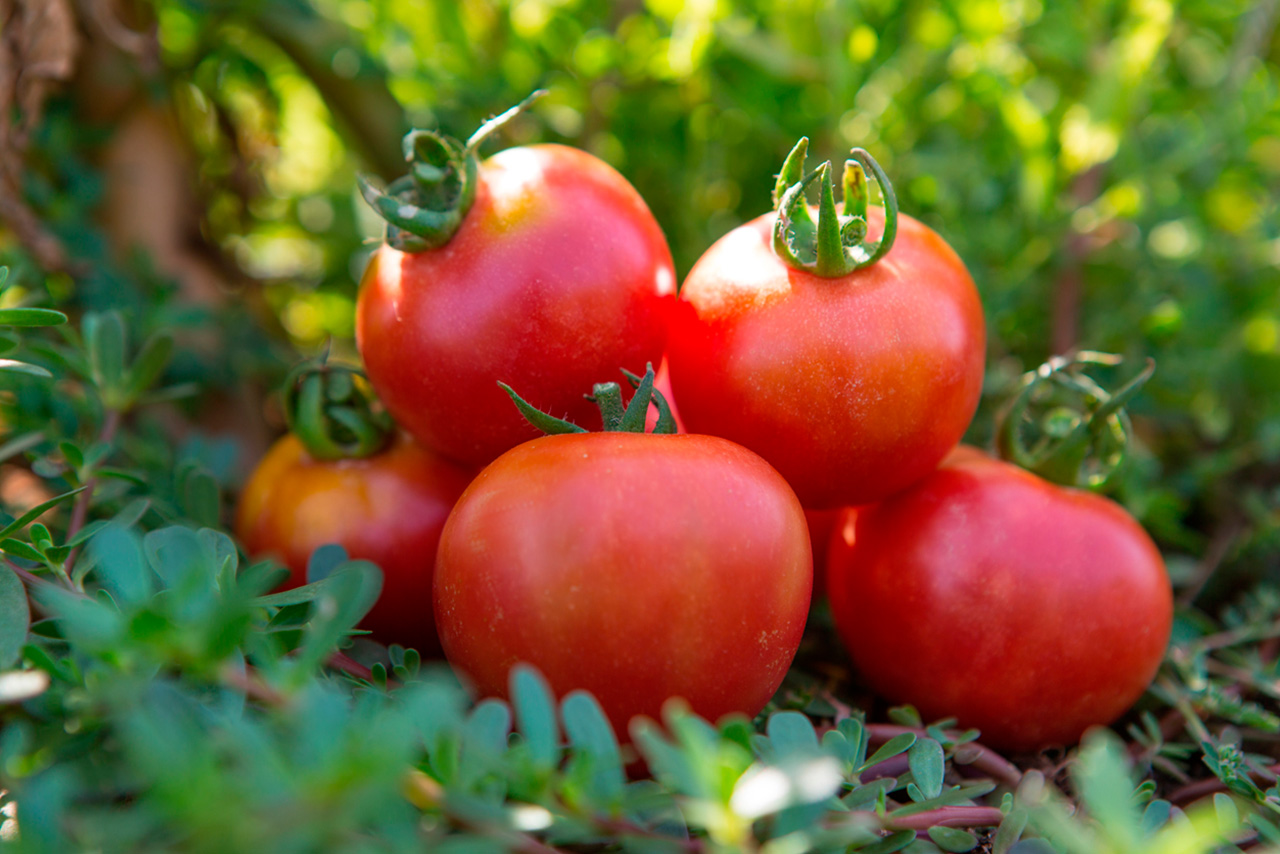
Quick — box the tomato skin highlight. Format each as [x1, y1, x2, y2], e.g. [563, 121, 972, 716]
[434, 432, 812, 734]
[357, 144, 676, 467]
[826, 448, 1173, 752]
[235, 433, 473, 655]
[667, 209, 985, 508]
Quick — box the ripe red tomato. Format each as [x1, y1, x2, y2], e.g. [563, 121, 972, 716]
[434, 432, 812, 735]
[236, 433, 473, 654]
[357, 144, 675, 467]
[826, 447, 1172, 751]
[667, 155, 984, 509]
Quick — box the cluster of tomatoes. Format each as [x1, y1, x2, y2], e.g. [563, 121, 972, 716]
[237, 98, 1173, 753]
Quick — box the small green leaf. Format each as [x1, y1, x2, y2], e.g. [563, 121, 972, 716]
[908, 737, 945, 799]
[0, 307, 68, 328]
[84, 311, 127, 395]
[840, 717, 868, 768]
[0, 487, 85, 541]
[857, 829, 916, 853]
[992, 807, 1028, 853]
[123, 333, 173, 404]
[511, 664, 559, 770]
[888, 706, 923, 728]
[1140, 798, 1170, 835]
[860, 732, 917, 771]
[464, 698, 513, 760]
[562, 690, 623, 802]
[767, 710, 821, 757]
[1214, 792, 1240, 830]
[88, 524, 153, 605]
[178, 464, 221, 528]
[306, 543, 348, 583]
[928, 826, 978, 852]
[58, 441, 84, 472]
[0, 564, 30, 667]
[0, 359, 52, 378]
[1, 539, 44, 562]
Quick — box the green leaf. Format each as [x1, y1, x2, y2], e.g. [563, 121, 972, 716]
[306, 543, 348, 583]
[0, 564, 30, 667]
[511, 664, 559, 770]
[859, 732, 917, 772]
[908, 737, 945, 799]
[0, 359, 52, 378]
[88, 524, 153, 605]
[1214, 792, 1240, 830]
[144, 526, 214, 592]
[0, 487, 85, 540]
[178, 464, 221, 528]
[840, 717, 868, 769]
[856, 829, 916, 853]
[562, 690, 624, 802]
[1, 539, 44, 562]
[928, 826, 978, 852]
[464, 698, 513, 760]
[766, 710, 821, 758]
[1140, 799, 1170, 835]
[122, 333, 173, 403]
[84, 311, 127, 395]
[993, 812, 1028, 853]
[1075, 730, 1142, 851]
[0, 307, 68, 327]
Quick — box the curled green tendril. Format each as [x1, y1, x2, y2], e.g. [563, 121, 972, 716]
[358, 90, 546, 252]
[997, 351, 1155, 489]
[500, 363, 677, 437]
[284, 353, 393, 461]
[772, 138, 899, 277]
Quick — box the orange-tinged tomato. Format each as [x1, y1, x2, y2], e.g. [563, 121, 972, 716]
[826, 447, 1172, 751]
[434, 431, 812, 736]
[236, 433, 473, 654]
[357, 144, 676, 467]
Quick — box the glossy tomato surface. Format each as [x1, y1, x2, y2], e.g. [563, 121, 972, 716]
[826, 448, 1172, 752]
[435, 432, 812, 735]
[236, 433, 473, 654]
[357, 144, 676, 467]
[667, 209, 985, 508]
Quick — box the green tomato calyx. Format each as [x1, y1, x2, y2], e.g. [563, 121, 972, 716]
[771, 137, 899, 277]
[358, 91, 546, 253]
[499, 363, 677, 437]
[997, 351, 1155, 489]
[284, 350, 394, 461]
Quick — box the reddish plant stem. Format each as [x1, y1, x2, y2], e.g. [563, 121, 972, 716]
[1168, 764, 1280, 806]
[880, 805, 1006, 831]
[220, 662, 290, 707]
[327, 650, 379, 683]
[865, 724, 1023, 788]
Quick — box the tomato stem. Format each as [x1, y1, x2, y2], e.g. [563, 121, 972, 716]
[284, 352, 393, 460]
[772, 139, 898, 277]
[996, 351, 1155, 489]
[500, 363, 678, 437]
[358, 91, 546, 252]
